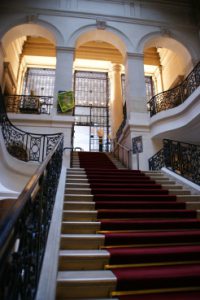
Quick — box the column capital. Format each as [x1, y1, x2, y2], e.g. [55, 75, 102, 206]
[56, 46, 75, 53]
[111, 63, 122, 73]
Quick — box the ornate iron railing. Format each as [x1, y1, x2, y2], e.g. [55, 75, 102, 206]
[149, 148, 164, 170]
[116, 102, 127, 140]
[0, 134, 63, 300]
[148, 61, 200, 117]
[5, 94, 54, 115]
[0, 93, 62, 163]
[149, 139, 200, 185]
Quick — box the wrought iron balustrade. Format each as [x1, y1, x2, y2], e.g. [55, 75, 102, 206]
[149, 139, 200, 186]
[0, 92, 62, 163]
[148, 148, 164, 170]
[0, 134, 63, 300]
[5, 94, 54, 115]
[148, 61, 200, 117]
[116, 102, 127, 140]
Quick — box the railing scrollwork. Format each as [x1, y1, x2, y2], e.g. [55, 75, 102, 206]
[0, 93, 62, 163]
[149, 139, 200, 186]
[148, 61, 200, 117]
[0, 134, 63, 300]
[5, 94, 53, 115]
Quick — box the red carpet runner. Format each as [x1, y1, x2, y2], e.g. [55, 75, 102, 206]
[78, 152, 200, 299]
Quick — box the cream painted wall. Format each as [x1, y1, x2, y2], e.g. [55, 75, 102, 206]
[158, 48, 192, 90]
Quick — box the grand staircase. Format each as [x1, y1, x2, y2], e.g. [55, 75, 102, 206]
[56, 151, 200, 300]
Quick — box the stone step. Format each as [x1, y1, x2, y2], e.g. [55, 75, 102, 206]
[72, 164, 80, 168]
[63, 210, 97, 221]
[65, 188, 91, 195]
[155, 179, 176, 184]
[67, 168, 85, 173]
[66, 183, 90, 189]
[64, 194, 93, 201]
[161, 184, 183, 190]
[63, 201, 95, 211]
[59, 250, 110, 270]
[168, 189, 191, 195]
[67, 178, 89, 184]
[57, 270, 116, 299]
[148, 176, 170, 180]
[67, 174, 88, 179]
[60, 234, 105, 250]
[145, 171, 165, 176]
[176, 195, 200, 202]
[62, 221, 101, 234]
[186, 202, 200, 210]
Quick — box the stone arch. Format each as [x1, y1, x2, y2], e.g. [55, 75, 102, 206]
[136, 30, 195, 65]
[1, 21, 64, 47]
[67, 24, 134, 58]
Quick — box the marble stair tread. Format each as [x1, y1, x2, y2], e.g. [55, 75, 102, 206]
[62, 221, 101, 234]
[64, 194, 94, 201]
[67, 178, 89, 183]
[177, 195, 200, 202]
[168, 189, 191, 195]
[57, 270, 117, 299]
[67, 174, 88, 179]
[65, 188, 91, 195]
[186, 202, 200, 209]
[155, 179, 176, 184]
[60, 234, 105, 250]
[66, 183, 90, 188]
[59, 250, 110, 270]
[63, 201, 95, 210]
[62, 210, 97, 221]
[161, 184, 183, 189]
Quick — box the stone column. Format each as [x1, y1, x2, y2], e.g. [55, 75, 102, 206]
[110, 63, 123, 137]
[124, 52, 146, 118]
[54, 46, 75, 113]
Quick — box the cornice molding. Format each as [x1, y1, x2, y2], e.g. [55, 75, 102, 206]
[0, 5, 196, 31]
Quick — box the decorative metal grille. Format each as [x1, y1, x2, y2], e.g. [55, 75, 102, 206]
[148, 148, 165, 170]
[0, 135, 63, 300]
[148, 61, 200, 117]
[148, 139, 200, 186]
[74, 71, 110, 151]
[5, 95, 53, 114]
[74, 71, 108, 107]
[22, 68, 55, 96]
[0, 91, 62, 162]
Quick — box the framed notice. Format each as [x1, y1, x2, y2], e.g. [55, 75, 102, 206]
[132, 136, 143, 154]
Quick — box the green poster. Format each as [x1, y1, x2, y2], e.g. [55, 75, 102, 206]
[58, 91, 75, 112]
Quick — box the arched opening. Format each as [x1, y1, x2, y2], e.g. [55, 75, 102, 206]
[72, 29, 126, 151]
[141, 35, 193, 101]
[0, 23, 57, 114]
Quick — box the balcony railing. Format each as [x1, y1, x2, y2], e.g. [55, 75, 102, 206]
[149, 139, 200, 186]
[0, 91, 62, 163]
[5, 94, 54, 115]
[148, 61, 200, 117]
[0, 134, 63, 300]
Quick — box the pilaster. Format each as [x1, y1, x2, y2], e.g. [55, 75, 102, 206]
[54, 46, 75, 112]
[124, 52, 147, 117]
